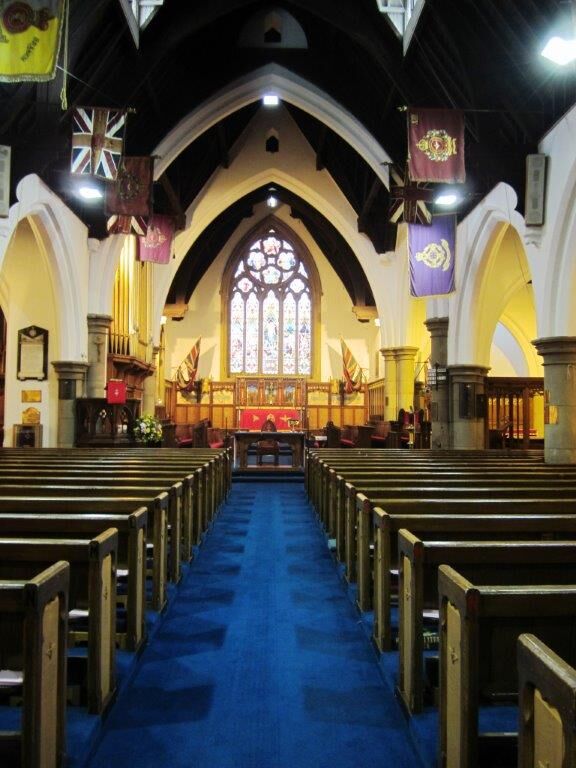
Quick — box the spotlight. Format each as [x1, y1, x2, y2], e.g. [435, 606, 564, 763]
[262, 94, 279, 106]
[78, 185, 103, 200]
[267, 196, 278, 208]
[541, 36, 576, 65]
[435, 193, 460, 207]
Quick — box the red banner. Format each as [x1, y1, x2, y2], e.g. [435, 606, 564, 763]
[407, 108, 465, 183]
[106, 156, 154, 217]
[138, 214, 174, 264]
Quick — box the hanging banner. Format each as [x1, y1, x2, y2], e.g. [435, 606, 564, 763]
[407, 107, 465, 183]
[0, 0, 66, 82]
[137, 214, 174, 264]
[409, 215, 456, 297]
[106, 156, 153, 217]
[71, 107, 126, 180]
[106, 214, 147, 236]
[340, 337, 363, 394]
[175, 337, 201, 393]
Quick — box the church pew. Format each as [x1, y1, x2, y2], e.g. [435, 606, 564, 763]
[0, 495, 168, 612]
[0, 481, 182, 584]
[517, 633, 576, 768]
[438, 566, 576, 768]
[352, 492, 576, 608]
[0, 455, 220, 547]
[0, 530, 118, 715]
[397, 533, 576, 714]
[0, 510, 147, 652]
[0, 561, 69, 768]
[371, 509, 576, 652]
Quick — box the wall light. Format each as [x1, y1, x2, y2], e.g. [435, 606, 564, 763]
[262, 93, 279, 106]
[541, 36, 576, 65]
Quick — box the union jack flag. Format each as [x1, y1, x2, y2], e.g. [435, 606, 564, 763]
[71, 107, 126, 180]
[388, 165, 433, 225]
[340, 338, 364, 395]
[175, 338, 201, 393]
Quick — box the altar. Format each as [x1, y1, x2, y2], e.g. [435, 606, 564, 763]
[237, 408, 301, 430]
[233, 430, 305, 469]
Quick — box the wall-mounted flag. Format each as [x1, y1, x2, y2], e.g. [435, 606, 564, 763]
[409, 215, 456, 297]
[407, 108, 465, 184]
[340, 338, 364, 394]
[71, 107, 126, 180]
[388, 165, 433, 225]
[0, 0, 66, 82]
[106, 156, 153, 218]
[137, 214, 174, 264]
[175, 338, 201, 393]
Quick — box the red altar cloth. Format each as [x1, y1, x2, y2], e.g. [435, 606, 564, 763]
[238, 409, 300, 430]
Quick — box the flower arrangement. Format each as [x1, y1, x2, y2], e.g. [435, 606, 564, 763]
[133, 414, 163, 445]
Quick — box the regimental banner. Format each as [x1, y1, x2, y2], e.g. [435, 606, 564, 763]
[137, 214, 174, 264]
[106, 214, 147, 236]
[106, 156, 153, 217]
[407, 108, 465, 183]
[71, 107, 126, 180]
[0, 0, 65, 82]
[408, 215, 456, 297]
[340, 337, 363, 394]
[175, 337, 201, 393]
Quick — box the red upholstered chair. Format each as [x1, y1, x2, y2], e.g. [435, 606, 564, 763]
[256, 419, 280, 465]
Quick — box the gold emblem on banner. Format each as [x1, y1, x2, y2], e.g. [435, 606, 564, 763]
[416, 239, 451, 271]
[416, 129, 457, 162]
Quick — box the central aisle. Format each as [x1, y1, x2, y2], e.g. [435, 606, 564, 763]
[88, 481, 423, 768]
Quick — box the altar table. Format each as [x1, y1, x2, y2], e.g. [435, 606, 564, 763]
[233, 431, 305, 469]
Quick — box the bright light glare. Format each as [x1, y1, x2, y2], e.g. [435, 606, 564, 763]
[541, 36, 576, 65]
[262, 93, 279, 106]
[267, 196, 278, 208]
[435, 193, 459, 206]
[78, 186, 103, 200]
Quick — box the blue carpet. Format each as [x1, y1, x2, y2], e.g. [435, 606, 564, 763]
[86, 481, 424, 768]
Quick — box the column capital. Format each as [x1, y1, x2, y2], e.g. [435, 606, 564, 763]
[51, 360, 89, 379]
[87, 314, 113, 332]
[379, 347, 396, 360]
[534, 336, 576, 363]
[424, 316, 449, 337]
[393, 346, 420, 362]
[448, 364, 490, 383]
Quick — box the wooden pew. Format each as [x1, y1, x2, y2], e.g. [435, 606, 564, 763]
[0, 495, 168, 612]
[353, 493, 576, 611]
[0, 481, 182, 585]
[371, 510, 576, 652]
[397, 533, 576, 713]
[517, 633, 576, 768]
[438, 565, 576, 768]
[0, 561, 69, 768]
[0, 531, 118, 715]
[0, 510, 147, 652]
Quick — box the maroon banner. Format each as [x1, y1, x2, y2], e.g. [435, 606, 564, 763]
[137, 215, 174, 264]
[106, 156, 153, 217]
[407, 108, 465, 183]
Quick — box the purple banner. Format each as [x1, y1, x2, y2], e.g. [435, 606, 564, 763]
[409, 216, 456, 297]
[137, 215, 174, 264]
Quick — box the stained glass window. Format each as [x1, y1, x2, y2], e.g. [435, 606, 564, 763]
[229, 227, 313, 374]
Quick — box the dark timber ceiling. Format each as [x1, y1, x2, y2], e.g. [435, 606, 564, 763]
[1, 0, 575, 307]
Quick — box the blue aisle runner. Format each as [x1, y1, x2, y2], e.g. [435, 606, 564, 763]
[87, 482, 423, 768]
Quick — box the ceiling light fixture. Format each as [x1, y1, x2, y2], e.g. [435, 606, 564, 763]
[78, 185, 103, 200]
[541, 36, 576, 65]
[262, 93, 279, 106]
[435, 192, 460, 207]
[267, 195, 278, 208]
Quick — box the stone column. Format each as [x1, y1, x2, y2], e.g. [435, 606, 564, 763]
[533, 337, 576, 464]
[395, 346, 419, 416]
[380, 348, 397, 420]
[86, 314, 112, 398]
[448, 365, 489, 449]
[425, 317, 449, 448]
[51, 361, 89, 448]
[142, 346, 159, 416]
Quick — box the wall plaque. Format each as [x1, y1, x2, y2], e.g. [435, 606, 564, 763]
[17, 326, 48, 380]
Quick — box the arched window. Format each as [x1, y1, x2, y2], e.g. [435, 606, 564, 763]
[228, 226, 313, 375]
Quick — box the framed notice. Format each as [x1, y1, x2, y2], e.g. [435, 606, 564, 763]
[17, 326, 48, 381]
